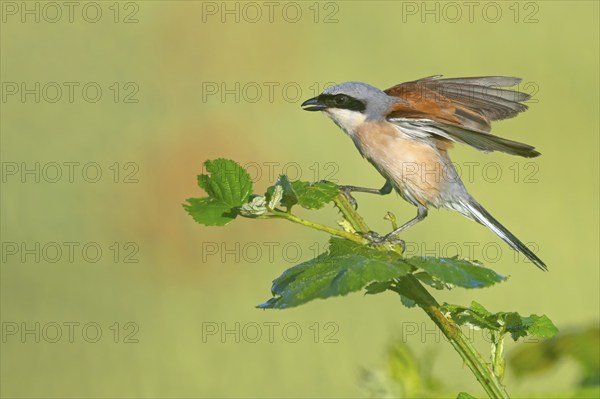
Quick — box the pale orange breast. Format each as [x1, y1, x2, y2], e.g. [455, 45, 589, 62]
[353, 121, 453, 208]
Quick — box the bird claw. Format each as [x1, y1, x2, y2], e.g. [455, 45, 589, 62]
[359, 231, 405, 252]
[338, 185, 358, 209]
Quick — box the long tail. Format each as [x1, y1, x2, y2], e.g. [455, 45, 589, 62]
[458, 198, 547, 271]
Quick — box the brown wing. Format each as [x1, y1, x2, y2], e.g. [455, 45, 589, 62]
[384, 76, 539, 158]
[384, 75, 531, 132]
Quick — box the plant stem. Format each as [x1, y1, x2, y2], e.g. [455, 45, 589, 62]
[394, 277, 508, 398]
[491, 331, 506, 381]
[255, 209, 365, 244]
[332, 194, 370, 232]
[333, 192, 510, 399]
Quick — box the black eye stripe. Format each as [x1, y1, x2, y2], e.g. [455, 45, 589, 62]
[318, 94, 366, 112]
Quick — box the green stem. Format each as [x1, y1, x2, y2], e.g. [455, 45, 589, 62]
[254, 209, 365, 244]
[491, 331, 506, 382]
[332, 194, 371, 233]
[333, 192, 509, 399]
[394, 277, 508, 398]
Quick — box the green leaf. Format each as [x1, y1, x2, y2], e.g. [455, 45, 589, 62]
[400, 295, 417, 308]
[198, 159, 252, 205]
[267, 175, 297, 209]
[183, 159, 253, 226]
[258, 238, 412, 309]
[457, 393, 477, 399]
[183, 197, 239, 226]
[414, 271, 448, 290]
[443, 302, 559, 341]
[505, 314, 559, 341]
[291, 180, 338, 209]
[365, 281, 393, 295]
[521, 315, 559, 338]
[406, 256, 506, 288]
[267, 177, 338, 210]
[443, 302, 499, 331]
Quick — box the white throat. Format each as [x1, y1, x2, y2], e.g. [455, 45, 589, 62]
[323, 108, 366, 137]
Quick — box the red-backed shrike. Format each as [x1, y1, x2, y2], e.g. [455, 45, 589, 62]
[301, 76, 546, 270]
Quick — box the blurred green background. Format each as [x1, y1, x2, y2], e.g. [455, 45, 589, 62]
[1, 1, 598, 397]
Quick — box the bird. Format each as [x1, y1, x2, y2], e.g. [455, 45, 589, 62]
[300, 75, 546, 270]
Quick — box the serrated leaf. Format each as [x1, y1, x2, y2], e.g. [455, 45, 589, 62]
[291, 180, 338, 209]
[444, 302, 559, 341]
[406, 256, 506, 288]
[400, 295, 417, 308]
[470, 301, 493, 317]
[183, 198, 238, 226]
[506, 314, 558, 341]
[258, 238, 412, 309]
[365, 281, 393, 295]
[198, 159, 252, 206]
[183, 159, 253, 226]
[266, 177, 338, 210]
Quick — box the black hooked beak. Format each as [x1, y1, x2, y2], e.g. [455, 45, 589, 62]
[301, 96, 327, 111]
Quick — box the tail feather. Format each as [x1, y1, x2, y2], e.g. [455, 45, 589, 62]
[459, 198, 547, 271]
[440, 123, 541, 158]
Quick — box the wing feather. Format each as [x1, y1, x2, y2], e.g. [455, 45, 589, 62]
[390, 118, 540, 158]
[384, 75, 540, 157]
[385, 75, 531, 131]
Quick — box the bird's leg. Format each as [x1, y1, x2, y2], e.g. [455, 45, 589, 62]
[339, 180, 393, 209]
[361, 206, 428, 249]
[385, 205, 428, 238]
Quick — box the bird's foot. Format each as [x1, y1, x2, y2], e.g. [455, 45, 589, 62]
[359, 231, 405, 252]
[338, 185, 358, 209]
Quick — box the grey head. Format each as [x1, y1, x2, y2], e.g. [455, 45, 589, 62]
[301, 82, 395, 121]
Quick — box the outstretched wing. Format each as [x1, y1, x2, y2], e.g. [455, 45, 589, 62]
[384, 76, 540, 158]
